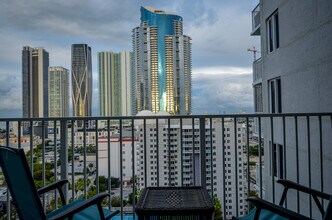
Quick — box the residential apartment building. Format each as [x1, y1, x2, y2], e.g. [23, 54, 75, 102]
[251, 1, 332, 218]
[132, 6, 192, 115]
[22, 46, 49, 118]
[98, 136, 138, 186]
[135, 112, 247, 219]
[48, 66, 69, 117]
[98, 51, 132, 116]
[71, 44, 92, 117]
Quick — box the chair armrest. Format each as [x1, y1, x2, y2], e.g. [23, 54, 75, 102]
[47, 192, 118, 220]
[247, 197, 311, 220]
[38, 180, 68, 205]
[277, 179, 330, 200]
[38, 179, 69, 195]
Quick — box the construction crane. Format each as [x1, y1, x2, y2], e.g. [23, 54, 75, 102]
[247, 46, 260, 61]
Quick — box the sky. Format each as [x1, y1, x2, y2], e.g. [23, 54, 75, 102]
[0, 0, 260, 117]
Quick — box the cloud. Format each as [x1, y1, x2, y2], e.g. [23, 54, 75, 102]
[0, 0, 259, 116]
[0, 0, 138, 47]
[0, 73, 22, 110]
[192, 72, 253, 114]
[193, 66, 252, 75]
[184, 0, 260, 68]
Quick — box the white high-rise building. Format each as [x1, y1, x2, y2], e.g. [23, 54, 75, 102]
[135, 113, 247, 219]
[98, 136, 138, 186]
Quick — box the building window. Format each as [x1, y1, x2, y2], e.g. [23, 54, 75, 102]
[271, 143, 284, 178]
[268, 78, 282, 113]
[267, 11, 279, 53]
[254, 83, 263, 112]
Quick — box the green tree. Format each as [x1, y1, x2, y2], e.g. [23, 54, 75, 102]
[214, 196, 223, 220]
[94, 176, 108, 192]
[75, 178, 91, 195]
[129, 175, 137, 185]
[87, 185, 97, 199]
[127, 189, 139, 205]
[111, 196, 121, 207]
[249, 145, 264, 157]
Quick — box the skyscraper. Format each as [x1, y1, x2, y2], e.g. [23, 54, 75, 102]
[22, 46, 49, 118]
[98, 51, 132, 116]
[132, 6, 192, 115]
[48, 66, 69, 117]
[71, 44, 92, 116]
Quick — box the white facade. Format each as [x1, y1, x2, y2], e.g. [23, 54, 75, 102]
[136, 117, 247, 219]
[98, 136, 138, 185]
[251, 1, 332, 218]
[66, 129, 138, 185]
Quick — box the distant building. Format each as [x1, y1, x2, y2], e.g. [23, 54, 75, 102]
[22, 46, 49, 118]
[48, 66, 69, 117]
[251, 1, 332, 218]
[71, 44, 92, 117]
[132, 6, 192, 115]
[98, 136, 138, 186]
[135, 111, 247, 219]
[98, 51, 132, 116]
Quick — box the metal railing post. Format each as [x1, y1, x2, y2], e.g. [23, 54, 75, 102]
[60, 119, 68, 202]
[199, 118, 206, 188]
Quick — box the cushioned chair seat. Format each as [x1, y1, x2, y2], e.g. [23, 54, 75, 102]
[46, 198, 118, 220]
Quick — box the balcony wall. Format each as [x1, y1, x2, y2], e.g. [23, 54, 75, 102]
[0, 113, 331, 219]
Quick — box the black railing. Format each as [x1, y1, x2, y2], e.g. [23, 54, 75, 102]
[0, 113, 331, 219]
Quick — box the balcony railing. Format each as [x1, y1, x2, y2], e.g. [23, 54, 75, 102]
[0, 113, 331, 219]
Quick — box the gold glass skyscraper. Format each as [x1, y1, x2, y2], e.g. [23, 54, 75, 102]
[71, 44, 92, 117]
[22, 46, 49, 118]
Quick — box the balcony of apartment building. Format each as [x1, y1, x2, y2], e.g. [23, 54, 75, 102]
[251, 3, 261, 36]
[0, 113, 331, 219]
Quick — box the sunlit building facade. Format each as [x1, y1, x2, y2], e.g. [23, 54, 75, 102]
[132, 6, 192, 115]
[98, 51, 132, 116]
[22, 46, 49, 118]
[48, 66, 69, 117]
[71, 44, 92, 117]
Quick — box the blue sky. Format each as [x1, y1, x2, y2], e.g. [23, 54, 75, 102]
[0, 0, 260, 117]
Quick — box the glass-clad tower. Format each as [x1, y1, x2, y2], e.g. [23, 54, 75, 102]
[71, 44, 92, 116]
[132, 6, 192, 115]
[98, 51, 132, 116]
[22, 46, 49, 118]
[49, 66, 69, 117]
